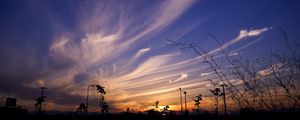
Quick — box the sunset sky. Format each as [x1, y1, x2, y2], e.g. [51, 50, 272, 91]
[0, 0, 300, 112]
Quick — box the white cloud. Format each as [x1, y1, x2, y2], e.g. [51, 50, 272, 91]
[200, 72, 214, 76]
[228, 52, 239, 56]
[49, 36, 69, 50]
[248, 27, 272, 36]
[125, 0, 196, 44]
[228, 79, 244, 86]
[137, 47, 150, 55]
[208, 27, 272, 55]
[169, 73, 188, 83]
[132, 47, 151, 60]
[81, 33, 118, 43]
[258, 63, 283, 77]
[119, 54, 173, 80]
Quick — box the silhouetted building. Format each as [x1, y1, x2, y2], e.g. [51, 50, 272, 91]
[5, 97, 17, 107]
[0, 97, 28, 119]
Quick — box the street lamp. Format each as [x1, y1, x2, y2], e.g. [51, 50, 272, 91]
[86, 84, 95, 113]
[183, 91, 187, 112]
[179, 88, 183, 114]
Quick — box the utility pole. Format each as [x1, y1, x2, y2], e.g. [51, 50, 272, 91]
[183, 91, 187, 112]
[179, 88, 183, 114]
[220, 84, 227, 115]
[39, 87, 47, 112]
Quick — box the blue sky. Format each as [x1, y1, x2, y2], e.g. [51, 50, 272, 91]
[0, 0, 300, 112]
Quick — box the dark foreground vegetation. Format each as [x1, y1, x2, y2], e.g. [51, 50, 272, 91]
[1, 107, 300, 120]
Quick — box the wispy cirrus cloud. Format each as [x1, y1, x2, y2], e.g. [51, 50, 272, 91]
[169, 73, 189, 83]
[0, 0, 278, 113]
[131, 47, 151, 61]
[208, 27, 272, 55]
[39, 0, 199, 112]
[43, 26, 273, 112]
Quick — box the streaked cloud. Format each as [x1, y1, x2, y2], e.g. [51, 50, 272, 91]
[200, 72, 213, 76]
[132, 47, 151, 61]
[41, 0, 198, 112]
[0, 0, 280, 113]
[169, 73, 189, 83]
[25, 26, 273, 112]
[247, 27, 272, 36]
[258, 63, 283, 77]
[208, 27, 272, 55]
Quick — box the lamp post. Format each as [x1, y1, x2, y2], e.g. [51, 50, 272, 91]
[179, 88, 183, 114]
[86, 84, 95, 113]
[184, 91, 187, 112]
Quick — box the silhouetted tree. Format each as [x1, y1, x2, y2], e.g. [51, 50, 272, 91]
[194, 94, 202, 113]
[170, 38, 251, 109]
[170, 28, 300, 111]
[210, 88, 221, 114]
[161, 105, 169, 115]
[126, 107, 131, 113]
[100, 101, 109, 113]
[34, 96, 45, 111]
[155, 101, 159, 108]
[96, 85, 109, 113]
[77, 102, 87, 112]
[96, 85, 106, 94]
